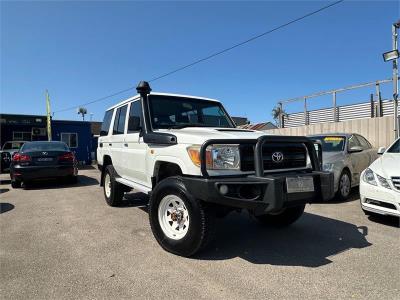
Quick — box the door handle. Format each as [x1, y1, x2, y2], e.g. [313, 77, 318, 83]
[124, 143, 128, 147]
[109, 143, 112, 146]
[99, 143, 103, 148]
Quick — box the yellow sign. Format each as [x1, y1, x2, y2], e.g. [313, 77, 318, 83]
[46, 90, 52, 141]
[324, 137, 343, 142]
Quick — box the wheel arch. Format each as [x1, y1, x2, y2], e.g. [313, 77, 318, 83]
[153, 160, 184, 188]
[100, 155, 113, 186]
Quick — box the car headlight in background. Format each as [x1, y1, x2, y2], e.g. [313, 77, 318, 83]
[363, 168, 377, 186]
[376, 174, 392, 189]
[187, 144, 240, 170]
[323, 163, 335, 172]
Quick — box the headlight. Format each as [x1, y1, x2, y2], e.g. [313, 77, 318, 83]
[363, 168, 377, 186]
[323, 163, 335, 172]
[376, 174, 392, 189]
[187, 144, 240, 170]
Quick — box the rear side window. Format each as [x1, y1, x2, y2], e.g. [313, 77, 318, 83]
[127, 101, 142, 133]
[113, 105, 128, 135]
[100, 110, 113, 136]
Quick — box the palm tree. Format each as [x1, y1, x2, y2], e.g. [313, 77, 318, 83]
[271, 105, 287, 128]
[77, 107, 87, 121]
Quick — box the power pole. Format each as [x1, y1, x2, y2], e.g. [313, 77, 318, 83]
[393, 21, 399, 139]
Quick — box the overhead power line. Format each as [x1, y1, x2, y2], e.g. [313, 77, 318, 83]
[54, 0, 345, 114]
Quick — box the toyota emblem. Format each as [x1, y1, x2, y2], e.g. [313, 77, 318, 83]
[271, 152, 284, 163]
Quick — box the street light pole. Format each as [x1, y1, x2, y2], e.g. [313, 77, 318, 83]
[392, 21, 399, 139]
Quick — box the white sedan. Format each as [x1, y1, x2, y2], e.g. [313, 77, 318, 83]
[360, 138, 400, 217]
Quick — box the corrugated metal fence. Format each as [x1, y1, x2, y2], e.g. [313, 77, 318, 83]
[283, 99, 398, 128]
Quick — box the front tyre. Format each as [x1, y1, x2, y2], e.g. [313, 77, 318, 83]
[103, 165, 124, 207]
[253, 204, 305, 227]
[149, 177, 215, 257]
[337, 170, 351, 201]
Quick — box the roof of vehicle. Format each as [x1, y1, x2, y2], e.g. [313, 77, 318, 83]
[106, 92, 220, 111]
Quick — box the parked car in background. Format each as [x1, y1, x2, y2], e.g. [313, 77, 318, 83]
[10, 141, 78, 188]
[360, 138, 400, 218]
[308, 133, 378, 200]
[0, 141, 27, 173]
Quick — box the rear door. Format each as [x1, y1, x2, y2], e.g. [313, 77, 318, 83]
[122, 100, 148, 186]
[97, 110, 114, 165]
[109, 105, 128, 177]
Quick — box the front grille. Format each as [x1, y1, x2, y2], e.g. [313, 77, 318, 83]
[392, 177, 400, 191]
[240, 142, 308, 172]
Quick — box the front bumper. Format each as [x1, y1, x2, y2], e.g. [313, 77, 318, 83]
[11, 165, 77, 181]
[182, 171, 334, 215]
[360, 180, 400, 217]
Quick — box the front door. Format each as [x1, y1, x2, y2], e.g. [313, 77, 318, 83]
[122, 100, 148, 186]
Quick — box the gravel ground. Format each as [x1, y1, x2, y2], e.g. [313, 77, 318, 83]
[0, 168, 399, 299]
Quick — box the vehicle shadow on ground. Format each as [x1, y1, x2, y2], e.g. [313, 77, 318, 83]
[196, 211, 372, 267]
[315, 187, 360, 204]
[121, 192, 149, 211]
[367, 214, 400, 228]
[0, 188, 10, 194]
[23, 175, 99, 190]
[0, 203, 15, 214]
[0, 179, 11, 185]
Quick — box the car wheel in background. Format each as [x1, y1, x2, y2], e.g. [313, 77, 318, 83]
[11, 179, 21, 188]
[337, 170, 351, 200]
[252, 204, 305, 227]
[103, 165, 124, 207]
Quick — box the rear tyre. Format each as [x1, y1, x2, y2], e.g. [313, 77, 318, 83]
[253, 204, 305, 227]
[11, 179, 21, 189]
[148, 177, 216, 257]
[103, 165, 124, 207]
[337, 170, 351, 201]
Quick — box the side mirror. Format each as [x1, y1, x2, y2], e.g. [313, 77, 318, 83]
[377, 147, 386, 155]
[349, 146, 363, 153]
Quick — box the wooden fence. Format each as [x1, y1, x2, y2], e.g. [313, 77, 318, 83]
[264, 116, 396, 148]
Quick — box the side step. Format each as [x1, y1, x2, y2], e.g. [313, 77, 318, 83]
[115, 177, 152, 194]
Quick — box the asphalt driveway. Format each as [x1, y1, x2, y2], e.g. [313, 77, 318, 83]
[0, 168, 399, 299]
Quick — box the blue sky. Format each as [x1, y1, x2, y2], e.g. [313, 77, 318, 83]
[1, 1, 398, 123]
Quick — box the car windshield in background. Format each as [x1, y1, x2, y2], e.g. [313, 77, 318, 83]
[2, 142, 25, 150]
[313, 136, 346, 152]
[21, 142, 69, 152]
[387, 139, 400, 153]
[148, 95, 234, 129]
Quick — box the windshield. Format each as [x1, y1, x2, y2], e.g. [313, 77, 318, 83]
[312, 136, 346, 152]
[148, 95, 235, 129]
[21, 142, 69, 152]
[2, 142, 25, 150]
[387, 139, 399, 153]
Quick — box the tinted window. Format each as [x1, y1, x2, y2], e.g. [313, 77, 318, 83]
[356, 135, 371, 149]
[113, 105, 127, 135]
[311, 136, 345, 152]
[127, 101, 142, 133]
[348, 135, 361, 149]
[21, 142, 69, 152]
[387, 139, 400, 153]
[100, 110, 113, 136]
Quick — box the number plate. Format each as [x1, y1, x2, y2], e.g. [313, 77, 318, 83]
[286, 177, 314, 193]
[37, 157, 53, 162]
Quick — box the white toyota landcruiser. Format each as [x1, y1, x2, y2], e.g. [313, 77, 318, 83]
[97, 81, 334, 257]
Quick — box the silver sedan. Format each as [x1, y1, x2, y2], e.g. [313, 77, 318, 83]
[308, 133, 379, 200]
